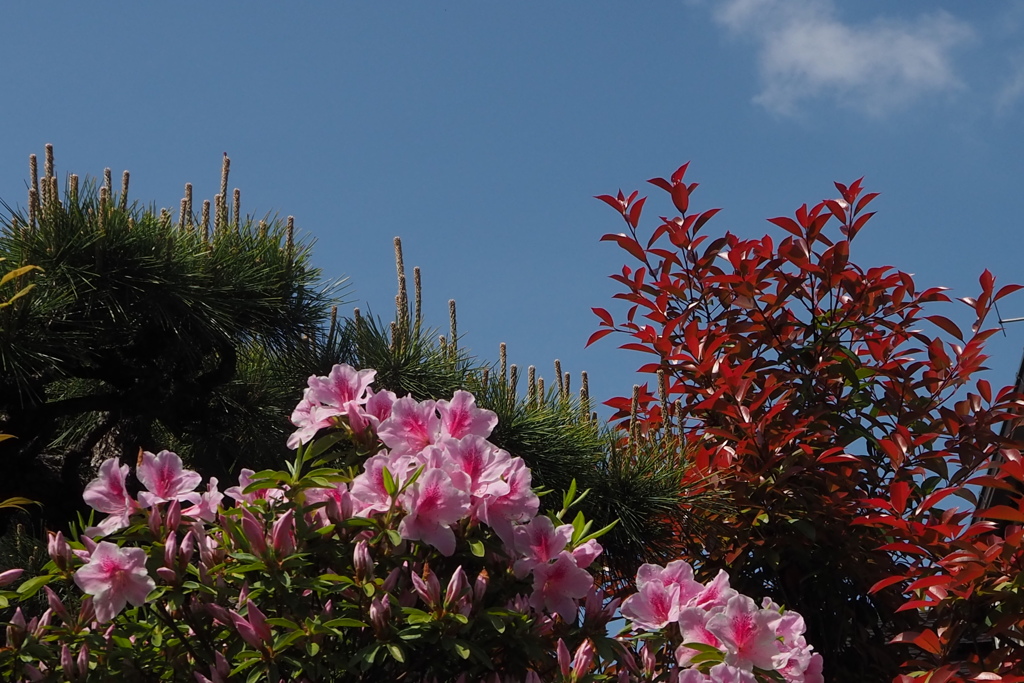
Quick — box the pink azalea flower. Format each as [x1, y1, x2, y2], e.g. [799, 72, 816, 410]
[705, 594, 783, 671]
[694, 569, 738, 611]
[288, 399, 343, 449]
[676, 606, 722, 666]
[183, 478, 223, 523]
[637, 559, 704, 606]
[708, 663, 757, 683]
[436, 390, 498, 439]
[476, 457, 540, 546]
[441, 435, 511, 499]
[512, 516, 573, 577]
[306, 482, 352, 526]
[677, 670, 711, 683]
[136, 451, 202, 508]
[350, 452, 416, 516]
[398, 468, 470, 556]
[621, 579, 682, 631]
[365, 387, 396, 422]
[571, 539, 603, 569]
[83, 458, 137, 536]
[224, 469, 284, 506]
[73, 541, 156, 622]
[529, 551, 593, 622]
[306, 364, 376, 408]
[377, 397, 440, 454]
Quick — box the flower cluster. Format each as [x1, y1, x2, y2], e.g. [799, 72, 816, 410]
[621, 560, 823, 682]
[0, 364, 822, 682]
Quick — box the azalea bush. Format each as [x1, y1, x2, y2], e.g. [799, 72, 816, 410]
[591, 164, 1024, 682]
[0, 364, 820, 682]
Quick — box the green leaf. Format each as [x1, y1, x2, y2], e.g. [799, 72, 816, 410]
[386, 529, 402, 547]
[468, 540, 485, 557]
[382, 467, 397, 497]
[577, 518, 619, 545]
[16, 575, 51, 599]
[304, 433, 350, 462]
[386, 643, 406, 663]
[323, 618, 369, 629]
[266, 618, 299, 630]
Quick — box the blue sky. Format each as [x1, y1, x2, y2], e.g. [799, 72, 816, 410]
[2, 1, 1023, 412]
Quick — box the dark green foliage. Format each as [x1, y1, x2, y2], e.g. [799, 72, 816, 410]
[0, 154, 345, 527]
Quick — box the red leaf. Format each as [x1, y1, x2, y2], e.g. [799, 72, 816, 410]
[627, 196, 647, 229]
[890, 480, 910, 515]
[869, 575, 908, 594]
[980, 269, 994, 296]
[592, 307, 614, 327]
[670, 162, 690, 184]
[619, 342, 658, 354]
[647, 177, 672, 193]
[595, 194, 624, 213]
[895, 599, 939, 612]
[767, 216, 803, 237]
[671, 183, 690, 215]
[916, 487, 959, 515]
[924, 315, 964, 342]
[601, 233, 647, 262]
[906, 575, 952, 591]
[913, 629, 943, 655]
[585, 328, 615, 347]
[854, 191, 879, 214]
[976, 505, 1024, 523]
[995, 283, 1024, 301]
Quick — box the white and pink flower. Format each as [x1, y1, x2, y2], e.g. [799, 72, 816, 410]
[73, 541, 156, 623]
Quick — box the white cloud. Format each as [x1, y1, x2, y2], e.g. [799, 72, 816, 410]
[996, 57, 1024, 114]
[713, 0, 974, 117]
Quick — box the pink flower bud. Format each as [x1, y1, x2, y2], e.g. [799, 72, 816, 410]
[640, 643, 656, 677]
[61, 644, 75, 682]
[166, 499, 181, 531]
[411, 566, 441, 609]
[570, 639, 596, 681]
[246, 601, 271, 645]
[76, 643, 89, 679]
[473, 568, 489, 604]
[240, 510, 267, 556]
[556, 639, 571, 679]
[79, 534, 98, 556]
[271, 510, 296, 558]
[0, 567, 24, 587]
[353, 541, 373, 583]
[382, 564, 404, 593]
[22, 664, 44, 682]
[78, 596, 96, 626]
[370, 595, 392, 637]
[47, 531, 72, 570]
[148, 504, 163, 536]
[444, 566, 468, 608]
[156, 567, 178, 583]
[230, 602, 271, 650]
[32, 609, 52, 638]
[164, 532, 178, 569]
[45, 586, 71, 623]
[6, 607, 25, 647]
[180, 529, 195, 565]
[203, 603, 233, 626]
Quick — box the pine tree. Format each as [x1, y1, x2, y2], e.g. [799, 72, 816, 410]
[0, 148, 343, 527]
